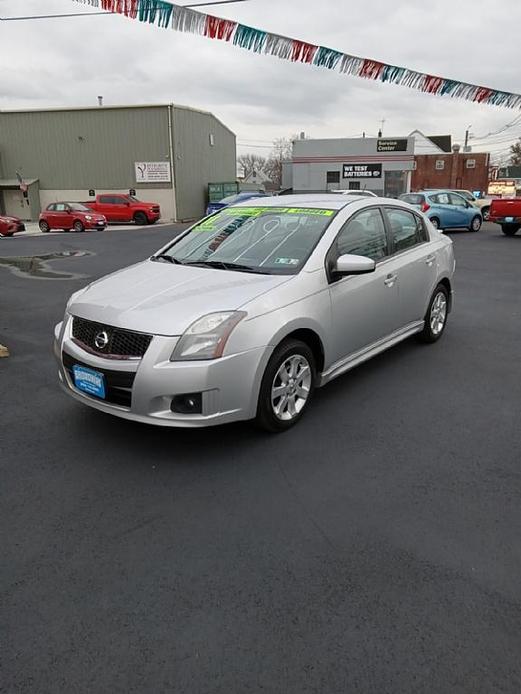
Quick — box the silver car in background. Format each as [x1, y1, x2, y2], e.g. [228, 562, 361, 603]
[54, 195, 455, 432]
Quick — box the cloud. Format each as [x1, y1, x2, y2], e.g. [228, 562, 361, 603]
[1, 0, 520, 162]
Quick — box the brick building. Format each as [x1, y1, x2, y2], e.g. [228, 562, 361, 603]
[412, 146, 490, 194]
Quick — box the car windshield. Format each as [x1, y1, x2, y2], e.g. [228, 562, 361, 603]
[128, 196, 141, 203]
[68, 203, 91, 211]
[157, 206, 336, 275]
[400, 194, 425, 205]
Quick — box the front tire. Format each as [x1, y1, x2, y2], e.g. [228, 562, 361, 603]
[470, 215, 482, 232]
[417, 284, 449, 344]
[73, 220, 84, 233]
[502, 224, 520, 236]
[39, 220, 50, 233]
[255, 339, 316, 432]
[482, 207, 490, 221]
[134, 212, 148, 226]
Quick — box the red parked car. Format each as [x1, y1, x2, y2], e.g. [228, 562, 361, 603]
[83, 194, 161, 225]
[39, 203, 107, 233]
[0, 214, 25, 237]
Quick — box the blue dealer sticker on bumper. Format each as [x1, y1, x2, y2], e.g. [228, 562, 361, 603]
[73, 364, 106, 399]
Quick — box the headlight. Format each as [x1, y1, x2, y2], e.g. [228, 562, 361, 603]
[171, 311, 246, 361]
[85, 215, 92, 221]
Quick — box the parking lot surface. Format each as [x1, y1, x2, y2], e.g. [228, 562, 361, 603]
[2, 223, 521, 693]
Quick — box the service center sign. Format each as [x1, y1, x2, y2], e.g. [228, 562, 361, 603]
[135, 162, 171, 183]
[377, 138, 408, 152]
[343, 163, 382, 179]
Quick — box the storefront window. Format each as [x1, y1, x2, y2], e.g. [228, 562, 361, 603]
[384, 171, 407, 198]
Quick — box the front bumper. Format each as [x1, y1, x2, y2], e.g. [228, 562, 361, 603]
[54, 317, 268, 427]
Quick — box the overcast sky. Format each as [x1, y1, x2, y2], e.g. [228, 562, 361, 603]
[1, 0, 520, 163]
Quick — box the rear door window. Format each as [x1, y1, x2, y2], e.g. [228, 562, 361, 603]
[385, 207, 426, 253]
[431, 193, 450, 205]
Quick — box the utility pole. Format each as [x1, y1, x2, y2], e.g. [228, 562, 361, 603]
[464, 125, 472, 152]
[378, 119, 386, 138]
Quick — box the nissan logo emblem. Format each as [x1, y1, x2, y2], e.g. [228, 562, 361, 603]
[94, 330, 109, 350]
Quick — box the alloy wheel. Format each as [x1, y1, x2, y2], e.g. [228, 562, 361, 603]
[430, 292, 447, 336]
[271, 354, 312, 421]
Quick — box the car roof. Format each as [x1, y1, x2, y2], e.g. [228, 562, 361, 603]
[232, 194, 374, 210]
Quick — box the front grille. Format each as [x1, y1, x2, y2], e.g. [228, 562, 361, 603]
[72, 317, 152, 359]
[62, 351, 135, 407]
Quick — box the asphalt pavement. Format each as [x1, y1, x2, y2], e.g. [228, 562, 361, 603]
[2, 223, 521, 693]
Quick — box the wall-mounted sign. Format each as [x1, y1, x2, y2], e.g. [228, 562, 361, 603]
[134, 162, 171, 183]
[129, 189, 136, 196]
[343, 163, 382, 179]
[377, 138, 408, 153]
[89, 189, 95, 197]
[488, 180, 516, 196]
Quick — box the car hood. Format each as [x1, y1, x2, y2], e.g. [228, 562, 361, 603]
[69, 260, 292, 335]
[1, 216, 20, 223]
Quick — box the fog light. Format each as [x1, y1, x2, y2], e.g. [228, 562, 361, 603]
[171, 393, 203, 415]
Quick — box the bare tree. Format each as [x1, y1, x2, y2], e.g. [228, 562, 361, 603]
[510, 138, 521, 166]
[264, 135, 298, 188]
[237, 153, 267, 179]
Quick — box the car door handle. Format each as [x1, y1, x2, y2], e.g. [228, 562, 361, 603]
[425, 254, 435, 266]
[384, 273, 397, 287]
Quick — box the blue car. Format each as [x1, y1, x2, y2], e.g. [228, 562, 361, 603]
[399, 190, 482, 232]
[206, 191, 267, 216]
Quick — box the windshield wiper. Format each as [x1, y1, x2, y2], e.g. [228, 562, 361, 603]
[151, 254, 184, 265]
[183, 260, 270, 274]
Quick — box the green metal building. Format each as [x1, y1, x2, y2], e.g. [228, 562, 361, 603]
[0, 103, 236, 221]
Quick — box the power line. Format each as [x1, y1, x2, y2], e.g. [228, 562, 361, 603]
[0, 0, 250, 21]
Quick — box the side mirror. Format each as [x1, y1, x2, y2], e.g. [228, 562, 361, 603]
[334, 253, 376, 277]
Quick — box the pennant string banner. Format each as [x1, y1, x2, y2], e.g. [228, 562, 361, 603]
[73, 0, 521, 109]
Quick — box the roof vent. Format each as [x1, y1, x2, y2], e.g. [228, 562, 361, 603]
[452, 143, 461, 153]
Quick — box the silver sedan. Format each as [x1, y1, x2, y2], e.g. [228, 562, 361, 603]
[54, 195, 455, 432]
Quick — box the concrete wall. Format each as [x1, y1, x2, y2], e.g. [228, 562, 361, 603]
[412, 152, 490, 193]
[173, 106, 236, 220]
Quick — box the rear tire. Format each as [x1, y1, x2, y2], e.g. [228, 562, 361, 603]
[417, 284, 449, 344]
[39, 220, 50, 233]
[482, 207, 490, 221]
[470, 215, 482, 232]
[134, 212, 148, 226]
[255, 339, 316, 432]
[73, 220, 84, 233]
[502, 224, 520, 236]
[430, 217, 441, 230]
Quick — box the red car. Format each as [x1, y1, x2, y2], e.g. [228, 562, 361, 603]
[84, 194, 161, 225]
[0, 214, 25, 237]
[39, 203, 107, 233]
